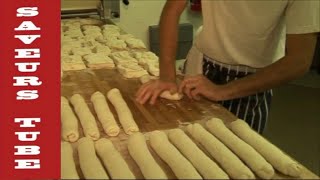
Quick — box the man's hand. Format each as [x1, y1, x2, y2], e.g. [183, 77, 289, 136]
[136, 79, 178, 105]
[179, 75, 228, 101]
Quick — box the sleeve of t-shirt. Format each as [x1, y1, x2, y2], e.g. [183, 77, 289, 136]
[285, 0, 320, 34]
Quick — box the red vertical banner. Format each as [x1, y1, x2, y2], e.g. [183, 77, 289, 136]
[0, 1, 60, 179]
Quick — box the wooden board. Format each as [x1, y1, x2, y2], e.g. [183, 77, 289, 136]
[61, 69, 319, 179]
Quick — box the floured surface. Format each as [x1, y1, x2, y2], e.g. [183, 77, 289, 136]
[61, 69, 318, 179]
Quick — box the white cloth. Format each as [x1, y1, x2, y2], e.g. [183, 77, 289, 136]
[186, 0, 320, 75]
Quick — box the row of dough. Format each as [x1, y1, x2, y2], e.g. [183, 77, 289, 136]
[61, 88, 139, 142]
[62, 118, 301, 179]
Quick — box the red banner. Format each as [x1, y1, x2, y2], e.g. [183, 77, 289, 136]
[0, 1, 60, 179]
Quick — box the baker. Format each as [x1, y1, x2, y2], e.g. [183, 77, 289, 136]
[136, 0, 320, 133]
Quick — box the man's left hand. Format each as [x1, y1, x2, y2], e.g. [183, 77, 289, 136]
[179, 75, 228, 101]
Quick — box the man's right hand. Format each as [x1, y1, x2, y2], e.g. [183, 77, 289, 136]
[135, 79, 178, 105]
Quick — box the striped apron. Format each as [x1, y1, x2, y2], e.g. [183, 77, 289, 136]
[202, 56, 273, 134]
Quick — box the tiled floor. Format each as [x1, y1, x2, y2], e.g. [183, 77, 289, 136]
[264, 71, 320, 176]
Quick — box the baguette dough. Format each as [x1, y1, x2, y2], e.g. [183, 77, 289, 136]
[229, 119, 301, 177]
[128, 132, 167, 179]
[187, 123, 255, 179]
[61, 141, 80, 179]
[77, 137, 109, 179]
[70, 94, 100, 140]
[168, 129, 229, 179]
[61, 97, 79, 142]
[139, 75, 183, 100]
[206, 118, 274, 179]
[107, 88, 139, 134]
[95, 138, 136, 179]
[91, 92, 120, 136]
[149, 130, 202, 179]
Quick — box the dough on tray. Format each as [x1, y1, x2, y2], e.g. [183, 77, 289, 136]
[149, 130, 202, 179]
[110, 51, 137, 65]
[70, 94, 100, 140]
[125, 38, 146, 49]
[92, 44, 111, 54]
[61, 141, 79, 179]
[229, 119, 301, 177]
[168, 129, 229, 179]
[107, 88, 139, 135]
[61, 55, 86, 71]
[187, 123, 255, 179]
[102, 24, 121, 31]
[206, 118, 274, 179]
[118, 34, 135, 40]
[83, 53, 115, 69]
[61, 97, 79, 142]
[117, 64, 148, 79]
[106, 39, 127, 50]
[82, 25, 101, 31]
[71, 47, 92, 57]
[91, 91, 120, 136]
[128, 132, 167, 179]
[95, 138, 135, 179]
[78, 137, 109, 179]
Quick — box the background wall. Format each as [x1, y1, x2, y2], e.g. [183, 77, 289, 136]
[113, 0, 203, 49]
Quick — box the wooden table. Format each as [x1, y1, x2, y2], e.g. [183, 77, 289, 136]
[61, 69, 319, 179]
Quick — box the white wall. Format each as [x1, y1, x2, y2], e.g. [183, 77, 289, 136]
[113, 0, 202, 49]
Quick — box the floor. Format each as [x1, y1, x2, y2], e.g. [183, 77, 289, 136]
[264, 70, 320, 176]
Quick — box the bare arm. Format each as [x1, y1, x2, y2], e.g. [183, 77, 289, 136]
[223, 33, 318, 100]
[180, 33, 318, 101]
[135, 0, 187, 104]
[159, 0, 187, 82]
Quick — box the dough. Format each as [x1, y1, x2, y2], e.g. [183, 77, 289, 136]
[128, 132, 167, 179]
[91, 92, 120, 136]
[125, 38, 146, 49]
[206, 118, 274, 179]
[82, 25, 101, 31]
[95, 138, 136, 179]
[149, 130, 202, 179]
[106, 39, 127, 50]
[118, 34, 135, 40]
[92, 44, 111, 54]
[77, 137, 109, 179]
[62, 55, 86, 71]
[70, 94, 100, 140]
[106, 88, 139, 135]
[187, 123, 255, 179]
[110, 51, 137, 65]
[168, 129, 229, 179]
[139, 75, 183, 100]
[61, 97, 79, 142]
[61, 141, 79, 179]
[102, 24, 121, 31]
[117, 64, 148, 79]
[229, 119, 301, 177]
[83, 53, 115, 69]
[71, 47, 92, 57]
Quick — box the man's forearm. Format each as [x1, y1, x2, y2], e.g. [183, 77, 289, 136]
[159, 0, 187, 82]
[220, 33, 317, 100]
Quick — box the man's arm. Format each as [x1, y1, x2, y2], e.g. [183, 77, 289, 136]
[135, 0, 187, 104]
[180, 33, 318, 101]
[159, 0, 187, 82]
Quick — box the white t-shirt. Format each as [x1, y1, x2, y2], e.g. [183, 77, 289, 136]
[193, 0, 320, 68]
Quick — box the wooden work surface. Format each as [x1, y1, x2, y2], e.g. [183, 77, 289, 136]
[61, 69, 319, 179]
